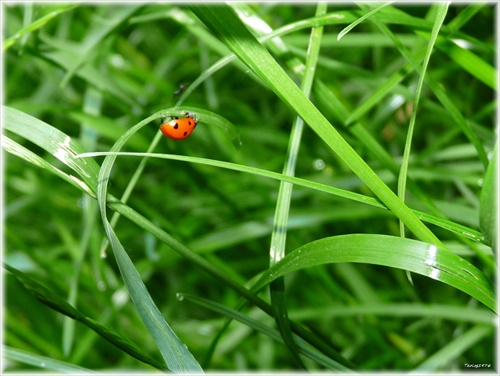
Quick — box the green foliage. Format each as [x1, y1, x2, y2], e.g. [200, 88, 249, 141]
[3, 3, 496, 373]
[480, 145, 498, 250]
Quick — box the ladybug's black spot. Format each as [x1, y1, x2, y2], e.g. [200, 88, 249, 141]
[183, 131, 188, 136]
[173, 122, 179, 129]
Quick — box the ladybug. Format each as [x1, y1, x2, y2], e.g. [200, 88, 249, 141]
[160, 112, 198, 140]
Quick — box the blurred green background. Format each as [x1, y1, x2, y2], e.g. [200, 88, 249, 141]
[3, 3, 496, 373]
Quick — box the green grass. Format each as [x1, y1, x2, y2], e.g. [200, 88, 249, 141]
[3, 3, 496, 373]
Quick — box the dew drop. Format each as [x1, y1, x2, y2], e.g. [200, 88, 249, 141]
[97, 280, 107, 292]
[313, 159, 325, 171]
[199, 324, 214, 336]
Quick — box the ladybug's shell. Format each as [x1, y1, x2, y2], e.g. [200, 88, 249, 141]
[160, 117, 197, 140]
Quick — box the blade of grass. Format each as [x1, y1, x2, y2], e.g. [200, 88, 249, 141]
[251, 234, 496, 312]
[315, 76, 449, 222]
[1, 135, 95, 197]
[446, 3, 486, 33]
[398, 2, 449, 237]
[77, 150, 487, 245]
[363, 4, 490, 168]
[95, 112, 204, 373]
[62, 86, 103, 357]
[432, 35, 496, 90]
[268, 3, 327, 369]
[397, 3, 449, 284]
[190, 4, 443, 247]
[289, 303, 496, 324]
[4, 346, 95, 374]
[337, 2, 392, 41]
[479, 145, 497, 249]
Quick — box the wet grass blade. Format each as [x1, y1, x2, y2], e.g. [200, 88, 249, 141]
[252, 234, 496, 312]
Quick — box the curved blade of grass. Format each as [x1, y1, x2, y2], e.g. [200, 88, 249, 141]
[4, 264, 167, 370]
[2, 106, 353, 369]
[76, 150, 486, 245]
[1, 135, 95, 197]
[98, 136, 353, 369]
[251, 234, 495, 312]
[95, 111, 203, 373]
[98, 105, 241, 254]
[177, 293, 353, 372]
[3, 106, 100, 191]
[190, 4, 443, 248]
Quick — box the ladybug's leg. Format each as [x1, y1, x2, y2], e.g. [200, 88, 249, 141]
[184, 111, 198, 121]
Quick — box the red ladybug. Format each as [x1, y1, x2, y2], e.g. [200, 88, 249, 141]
[160, 113, 198, 140]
